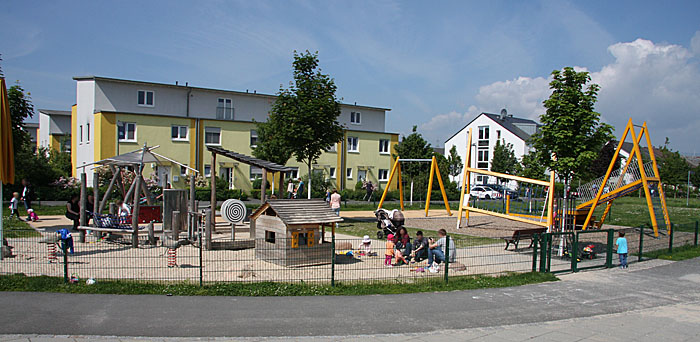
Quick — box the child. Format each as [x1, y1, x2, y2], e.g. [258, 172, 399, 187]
[9, 192, 21, 220]
[27, 208, 39, 222]
[385, 234, 395, 267]
[358, 235, 372, 255]
[616, 231, 628, 269]
[56, 228, 74, 254]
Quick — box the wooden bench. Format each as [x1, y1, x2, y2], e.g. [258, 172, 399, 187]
[503, 228, 546, 250]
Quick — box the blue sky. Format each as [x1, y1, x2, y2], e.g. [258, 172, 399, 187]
[2, 0, 700, 153]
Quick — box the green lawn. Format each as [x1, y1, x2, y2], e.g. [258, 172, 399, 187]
[0, 217, 40, 238]
[588, 197, 700, 227]
[0, 272, 557, 296]
[335, 219, 499, 247]
[642, 244, 700, 261]
[2, 204, 66, 217]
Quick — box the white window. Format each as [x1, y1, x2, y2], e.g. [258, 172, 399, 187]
[378, 169, 389, 181]
[350, 111, 361, 124]
[250, 130, 258, 147]
[217, 98, 233, 120]
[137, 90, 154, 107]
[286, 168, 299, 179]
[357, 169, 367, 181]
[329, 167, 336, 179]
[326, 143, 337, 152]
[250, 166, 263, 180]
[79, 125, 83, 143]
[86, 123, 90, 142]
[348, 137, 359, 152]
[379, 139, 390, 154]
[346, 168, 353, 179]
[204, 165, 211, 177]
[180, 165, 188, 176]
[478, 150, 489, 169]
[118, 122, 136, 142]
[204, 127, 221, 146]
[171, 125, 188, 141]
[478, 126, 489, 147]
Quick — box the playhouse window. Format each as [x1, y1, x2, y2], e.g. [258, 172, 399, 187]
[265, 230, 276, 244]
[291, 230, 315, 248]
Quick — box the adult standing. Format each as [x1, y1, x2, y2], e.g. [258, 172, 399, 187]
[65, 194, 80, 232]
[392, 227, 412, 265]
[286, 179, 295, 199]
[364, 180, 374, 201]
[296, 178, 304, 199]
[330, 189, 341, 216]
[21, 178, 34, 221]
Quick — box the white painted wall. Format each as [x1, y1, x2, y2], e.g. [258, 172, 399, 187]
[39, 113, 50, 149]
[76, 80, 96, 183]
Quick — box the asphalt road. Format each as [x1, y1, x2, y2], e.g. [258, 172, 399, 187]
[1, 259, 699, 337]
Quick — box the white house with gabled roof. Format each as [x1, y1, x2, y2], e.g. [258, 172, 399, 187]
[444, 109, 539, 185]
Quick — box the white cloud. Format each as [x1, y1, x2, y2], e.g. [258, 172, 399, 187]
[420, 35, 700, 153]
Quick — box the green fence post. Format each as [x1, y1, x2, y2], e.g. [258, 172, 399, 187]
[62, 242, 69, 283]
[444, 235, 450, 284]
[572, 233, 578, 273]
[638, 225, 644, 262]
[331, 234, 336, 287]
[668, 223, 674, 253]
[199, 229, 203, 287]
[539, 234, 548, 272]
[694, 221, 698, 247]
[606, 229, 614, 268]
[532, 234, 539, 272]
[546, 234, 552, 273]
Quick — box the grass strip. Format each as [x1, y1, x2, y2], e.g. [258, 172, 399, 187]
[0, 272, 556, 296]
[642, 244, 700, 261]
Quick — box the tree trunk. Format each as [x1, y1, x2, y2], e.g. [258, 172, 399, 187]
[307, 160, 312, 199]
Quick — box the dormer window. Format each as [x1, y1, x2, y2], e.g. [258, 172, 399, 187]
[137, 90, 154, 107]
[350, 111, 361, 124]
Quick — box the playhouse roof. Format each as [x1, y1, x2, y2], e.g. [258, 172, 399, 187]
[251, 199, 344, 225]
[206, 146, 293, 172]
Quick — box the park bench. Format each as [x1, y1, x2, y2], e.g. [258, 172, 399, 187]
[503, 228, 546, 250]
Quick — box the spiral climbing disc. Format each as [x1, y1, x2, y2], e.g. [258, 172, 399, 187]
[221, 199, 247, 223]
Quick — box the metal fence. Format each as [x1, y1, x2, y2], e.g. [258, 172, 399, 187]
[2, 220, 699, 285]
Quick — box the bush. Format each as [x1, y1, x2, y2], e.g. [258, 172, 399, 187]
[194, 188, 248, 201]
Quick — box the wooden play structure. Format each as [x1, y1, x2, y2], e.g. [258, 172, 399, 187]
[377, 156, 452, 217]
[574, 119, 671, 237]
[250, 199, 343, 267]
[455, 128, 556, 230]
[75, 144, 197, 246]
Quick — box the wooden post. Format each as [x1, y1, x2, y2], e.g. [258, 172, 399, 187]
[109, 202, 116, 215]
[261, 168, 268, 203]
[131, 174, 142, 248]
[124, 173, 137, 204]
[189, 174, 196, 239]
[210, 152, 217, 236]
[205, 209, 213, 250]
[172, 210, 180, 242]
[99, 166, 119, 213]
[92, 172, 99, 221]
[140, 176, 153, 205]
[115, 167, 125, 198]
[79, 172, 87, 243]
[147, 221, 155, 245]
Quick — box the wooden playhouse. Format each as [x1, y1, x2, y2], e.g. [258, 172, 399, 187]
[251, 199, 343, 267]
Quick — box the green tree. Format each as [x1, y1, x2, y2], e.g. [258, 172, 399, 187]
[490, 139, 520, 178]
[691, 165, 700, 189]
[48, 148, 73, 177]
[394, 126, 433, 183]
[446, 145, 463, 182]
[531, 67, 613, 195]
[658, 147, 690, 197]
[252, 116, 293, 166]
[519, 151, 547, 181]
[7, 83, 34, 155]
[263, 51, 344, 198]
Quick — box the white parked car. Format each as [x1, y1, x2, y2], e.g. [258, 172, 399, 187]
[470, 186, 503, 200]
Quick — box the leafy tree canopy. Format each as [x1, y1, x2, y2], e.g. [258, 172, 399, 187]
[393, 126, 433, 181]
[658, 146, 690, 186]
[531, 67, 614, 182]
[447, 145, 463, 181]
[491, 139, 520, 177]
[519, 151, 547, 181]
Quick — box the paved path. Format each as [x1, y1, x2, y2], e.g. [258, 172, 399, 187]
[1, 258, 700, 338]
[2, 301, 699, 341]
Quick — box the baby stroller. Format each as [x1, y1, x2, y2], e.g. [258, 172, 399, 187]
[374, 208, 405, 239]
